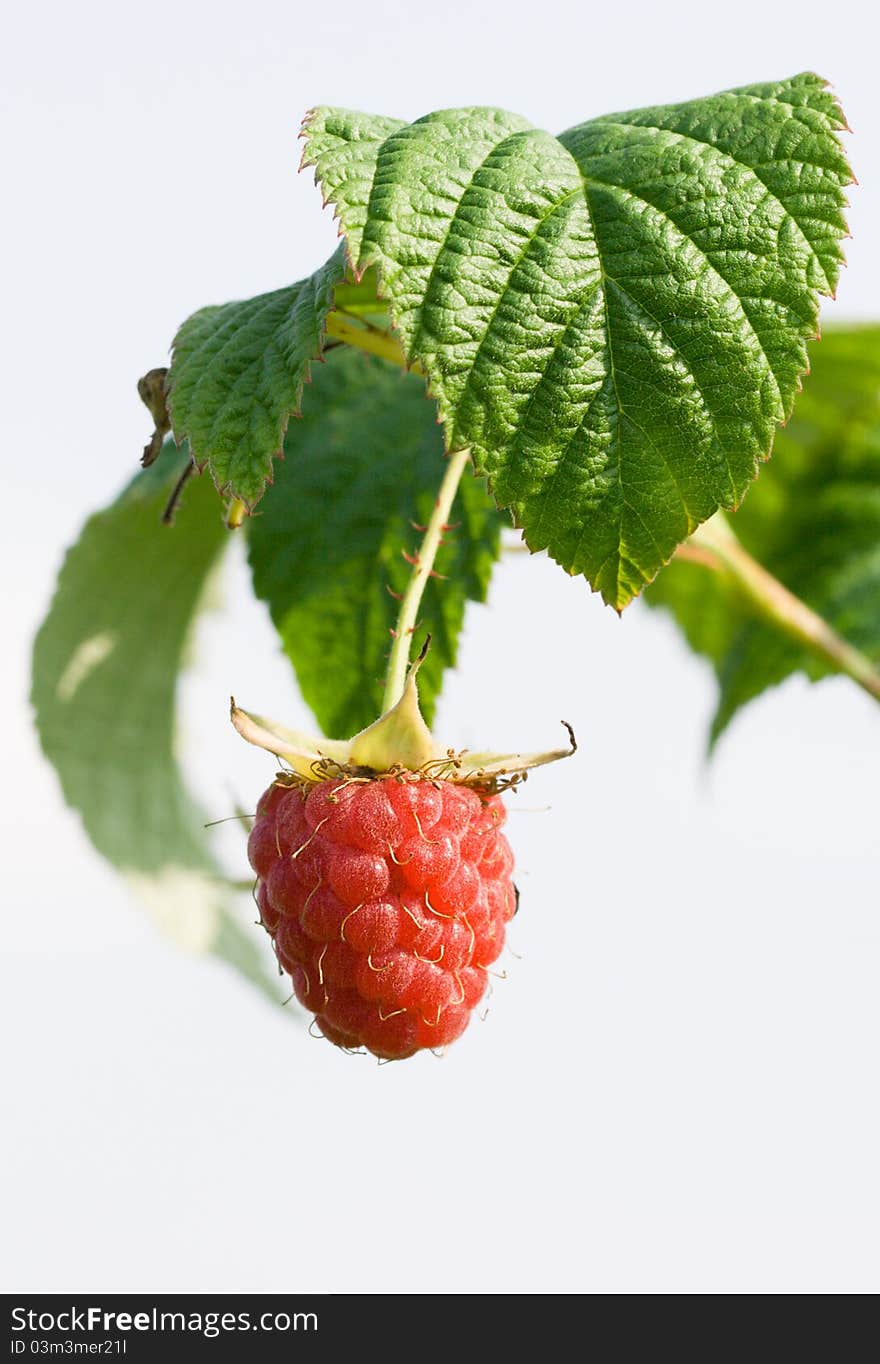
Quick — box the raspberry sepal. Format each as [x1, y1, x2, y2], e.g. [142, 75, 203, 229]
[232, 658, 575, 792]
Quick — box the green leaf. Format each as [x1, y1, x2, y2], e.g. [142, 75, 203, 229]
[646, 326, 880, 743]
[302, 74, 851, 608]
[247, 347, 504, 738]
[31, 447, 280, 999]
[167, 246, 346, 507]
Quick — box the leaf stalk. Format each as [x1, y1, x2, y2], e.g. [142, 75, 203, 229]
[325, 311, 420, 372]
[683, 516, 880, 704]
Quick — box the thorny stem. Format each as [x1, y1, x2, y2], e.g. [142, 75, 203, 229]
[381, 446, 472, 713]
[682, 515, 880, 704]
[327, 301, 464, 714]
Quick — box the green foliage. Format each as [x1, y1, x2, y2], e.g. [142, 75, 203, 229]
[168, 247, 346, 506]
[29, 76, 872, 998]
[248, 347, 504, 738]
[647, 326, 880, 742]
[303, 74, 851, 607]
[31, 448, 279, 998]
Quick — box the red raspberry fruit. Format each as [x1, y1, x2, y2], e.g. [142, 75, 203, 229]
[248, 774, 517, 1060]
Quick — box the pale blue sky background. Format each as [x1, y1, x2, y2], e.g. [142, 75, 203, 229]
[2, 0, 878, 1292]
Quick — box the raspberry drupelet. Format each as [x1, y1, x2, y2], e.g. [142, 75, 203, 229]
[248, 773, 517, 1059]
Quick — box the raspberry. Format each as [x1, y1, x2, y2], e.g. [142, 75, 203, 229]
[233, 663, 573, 1059]
[248, 774, 517, 1060]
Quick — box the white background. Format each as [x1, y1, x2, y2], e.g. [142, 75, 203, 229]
[3, 0, 878, 1294]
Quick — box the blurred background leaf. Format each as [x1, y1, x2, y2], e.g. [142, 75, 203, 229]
[31, 444, 281, 1000]
[646, 326, 880, 745]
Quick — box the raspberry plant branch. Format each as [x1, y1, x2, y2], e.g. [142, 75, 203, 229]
[382, 445, 473, 714]
[681, 516, 880, 704]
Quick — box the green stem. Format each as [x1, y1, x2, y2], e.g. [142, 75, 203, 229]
[381, 446, 472, 713]
[684, 515, 880, 703]
[325, 311, 422, 372]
